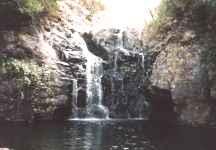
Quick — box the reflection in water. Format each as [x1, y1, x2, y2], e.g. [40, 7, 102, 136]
[1, 121, 216, 150]
[73, 123, 103, 150]
[63, 122, 102, 150]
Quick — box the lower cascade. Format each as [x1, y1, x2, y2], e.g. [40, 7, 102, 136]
[85, 52, 109, 119]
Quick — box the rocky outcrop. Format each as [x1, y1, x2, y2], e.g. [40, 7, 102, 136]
[142, 0, 216, 126]
[0, 0, 91, 122]
[151, 40, 216, 125]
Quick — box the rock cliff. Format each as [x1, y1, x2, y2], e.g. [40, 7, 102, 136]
[0, 0, 215, 126]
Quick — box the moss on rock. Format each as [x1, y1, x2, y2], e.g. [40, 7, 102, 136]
[20, 0, 58, 16]
[0, 57, 58, 121]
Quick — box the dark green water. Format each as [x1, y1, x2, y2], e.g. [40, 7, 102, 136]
[0, 120, 216, 150]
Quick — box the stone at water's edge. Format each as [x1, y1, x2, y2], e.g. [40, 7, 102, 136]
[149, 86, 177, 123]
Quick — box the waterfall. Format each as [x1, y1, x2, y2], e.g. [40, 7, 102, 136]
[113, 51, 119, 72]
[69, 31, 148, 120]
[72, 33, 109, 119]
[85, 52, 109, 118]
[72, 79, 78, 106]
[86, 55, 103, 106]
[71, 79, 80, 118]
[140, 53, 145, 69]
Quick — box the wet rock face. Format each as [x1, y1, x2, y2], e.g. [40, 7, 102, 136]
[85, 29, 150, 118]
[102, 53, 148, 118]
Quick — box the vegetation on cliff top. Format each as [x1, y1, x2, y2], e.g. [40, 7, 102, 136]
[144, 0, 216, 64]
[80, 0, 104, 12]
[20, 0, 104, 17]
[146, 0, 216, 37]
[79, 0, 105, 20]
[21, 0, 58, 16]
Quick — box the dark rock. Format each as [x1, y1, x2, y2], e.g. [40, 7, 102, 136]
[83, 32, 109, 60]
[0, 0, 32, 30]
[149, 86, 177, 123]
[77, 89, 87, 108]
[53, 104, 71, 121]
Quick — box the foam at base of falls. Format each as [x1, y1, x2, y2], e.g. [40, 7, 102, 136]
[87, 104, 109, 119]
[68, 118, 146, 122]
[85, 53, 110, 119]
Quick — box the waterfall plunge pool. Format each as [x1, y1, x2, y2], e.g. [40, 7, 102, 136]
[1, 121, 216, 150]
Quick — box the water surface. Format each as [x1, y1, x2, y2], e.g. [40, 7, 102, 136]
[0, 120, 216, 150]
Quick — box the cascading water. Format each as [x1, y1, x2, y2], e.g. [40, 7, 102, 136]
[85, 52, 109, 118]
[99, 29, 149, 119]
[71, 33, 109, 119]
[72, 79, 78, 106]
[70, 30, 148, 120]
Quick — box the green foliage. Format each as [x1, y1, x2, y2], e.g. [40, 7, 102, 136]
[201, 49, 216, 66]
[146, 0, 178, 37]
[0, 58, 56, 98]
[21, 0, 43, 15]
[79, 0, 104, 20]
[147, 0, 216, 36]
[20, 0, 58, 16]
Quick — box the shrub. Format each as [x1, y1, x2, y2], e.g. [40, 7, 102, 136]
[145, 0, 216, 38]
[20, 0, 58, 16]
[0, 58, 56, 99]
[79, 0, 105, 20]
[201, 48, 216, 66]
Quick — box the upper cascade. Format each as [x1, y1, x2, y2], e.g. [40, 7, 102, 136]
[83, 28, 144, 60]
